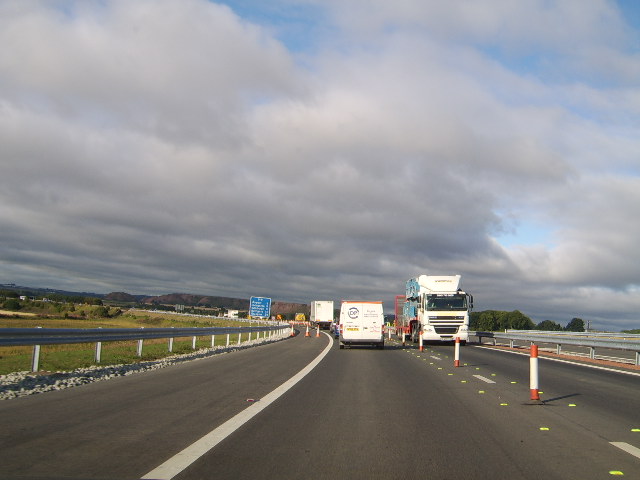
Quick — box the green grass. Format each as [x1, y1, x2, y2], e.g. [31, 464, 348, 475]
[0, 310, 270, 375]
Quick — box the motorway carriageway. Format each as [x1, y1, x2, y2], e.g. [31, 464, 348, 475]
[0, 330, 638, 479]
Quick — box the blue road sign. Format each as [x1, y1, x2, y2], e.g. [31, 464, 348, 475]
[249, 296, 271, 318]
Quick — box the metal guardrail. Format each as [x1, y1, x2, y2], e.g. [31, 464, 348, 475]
[470, 331, 640, 366]
[0, 325, 286, 347]
[505, 329, 640, 340]
[0, 323, 291, 372]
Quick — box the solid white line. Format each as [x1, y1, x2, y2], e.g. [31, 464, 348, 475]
[610, 442, 640, 460]
[473, 375, 496, 384]
[141, 333, 334, 480]
[430, 356, 442, 361]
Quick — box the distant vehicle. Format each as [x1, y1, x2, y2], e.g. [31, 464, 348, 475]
[339, 301, 385, 349]
[330, 321, 340, 338]
[403, 275, 473, 344]
[310, 300, 334, 330]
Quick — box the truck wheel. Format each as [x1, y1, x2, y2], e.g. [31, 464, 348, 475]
[339, 344, 344, 349]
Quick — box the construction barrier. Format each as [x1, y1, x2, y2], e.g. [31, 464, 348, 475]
[530, 344, 540, 401]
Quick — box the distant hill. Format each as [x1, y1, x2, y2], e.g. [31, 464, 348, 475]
[1, 284, 104, 299]
[104, 292, 145, 303]
[2, 284, 309, 316]
[136, 293, 309, 315]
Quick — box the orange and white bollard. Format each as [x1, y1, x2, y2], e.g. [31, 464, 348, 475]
[454, 336, 461, 367]
[290, 322, 295, 337]
[530, 344, 540, 401]
[316, 325, 320, 337]
[305, 325, 310, 337]
[419, 331, 424, 352]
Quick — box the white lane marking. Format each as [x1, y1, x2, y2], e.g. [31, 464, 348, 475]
[473, 375, 496, 384]
[474, 345, 640, 377]
[141, 333, 334, 480]
[611, 442, 640, 460]
[430, 356, 441, 361]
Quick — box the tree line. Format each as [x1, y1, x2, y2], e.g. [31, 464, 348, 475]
[470, 310, 585, 332]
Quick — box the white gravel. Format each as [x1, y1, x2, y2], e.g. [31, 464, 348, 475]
[0, 334, 288, 401]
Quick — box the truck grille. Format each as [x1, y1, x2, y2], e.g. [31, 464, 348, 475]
[434, 327, 459, 334]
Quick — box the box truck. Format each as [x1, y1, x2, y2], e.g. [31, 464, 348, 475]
[339, 301, 385, 349]
[310, 300, 334, 330]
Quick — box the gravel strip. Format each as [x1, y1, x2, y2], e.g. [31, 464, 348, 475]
[0, 334, 288, 401]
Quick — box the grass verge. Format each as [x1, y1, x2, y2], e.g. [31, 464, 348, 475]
[0, 310, 269, 375]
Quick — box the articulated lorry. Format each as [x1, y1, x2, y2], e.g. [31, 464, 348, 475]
[339, 301, 385, 349]
[310, 300, 334, 330]
[403, 275, 473, 344]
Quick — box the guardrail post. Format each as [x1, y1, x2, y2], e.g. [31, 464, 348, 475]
[237, 332, 242, 345]
[168, 327, 175, 353]
[636, 351, 640, 366]
[95, 327, 102, 363]
[556, 344, 562, 355]
[192, 336, 197, 350]
[137, 328, 144, 357]
[589, 346, 596, 359]
[31, 326, 42, 372]
[509, 339, 514, 348]
[226, 333, 230, 347]
[211, 334, 215, 348]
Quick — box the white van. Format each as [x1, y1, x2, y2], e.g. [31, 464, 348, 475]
[339, 301, 385, 349]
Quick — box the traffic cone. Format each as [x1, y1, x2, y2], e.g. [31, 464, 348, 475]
[305, 325, 310, 337]
[316, 326, 320, 337]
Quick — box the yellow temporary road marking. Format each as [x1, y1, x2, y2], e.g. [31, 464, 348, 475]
[478, 390, 485, 394]
[500, 403, 508, 406]
[568, 404, 577, 407]
[631, 429, 640, 432]
[539, 427, 550, 431]
[609, 471, 624, 475]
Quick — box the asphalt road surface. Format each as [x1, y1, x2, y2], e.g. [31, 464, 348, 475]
[0, 331, 638, 479]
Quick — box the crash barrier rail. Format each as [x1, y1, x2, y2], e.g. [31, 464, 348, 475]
[0, 323, 291, 372]
[471, 330, 640, 366]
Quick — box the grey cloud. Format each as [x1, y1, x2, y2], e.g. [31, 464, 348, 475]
[1, 1, 638, 331]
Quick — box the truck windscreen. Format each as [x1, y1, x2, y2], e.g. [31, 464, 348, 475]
[426, 295, 467, 311]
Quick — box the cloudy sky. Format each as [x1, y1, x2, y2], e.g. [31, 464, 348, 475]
[1, 0, 639, 330]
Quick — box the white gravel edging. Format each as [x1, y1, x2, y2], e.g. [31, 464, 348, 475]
[0, 334, 288, 401]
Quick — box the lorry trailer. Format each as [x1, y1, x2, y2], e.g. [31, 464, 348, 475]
[310, 300, 334, 330]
